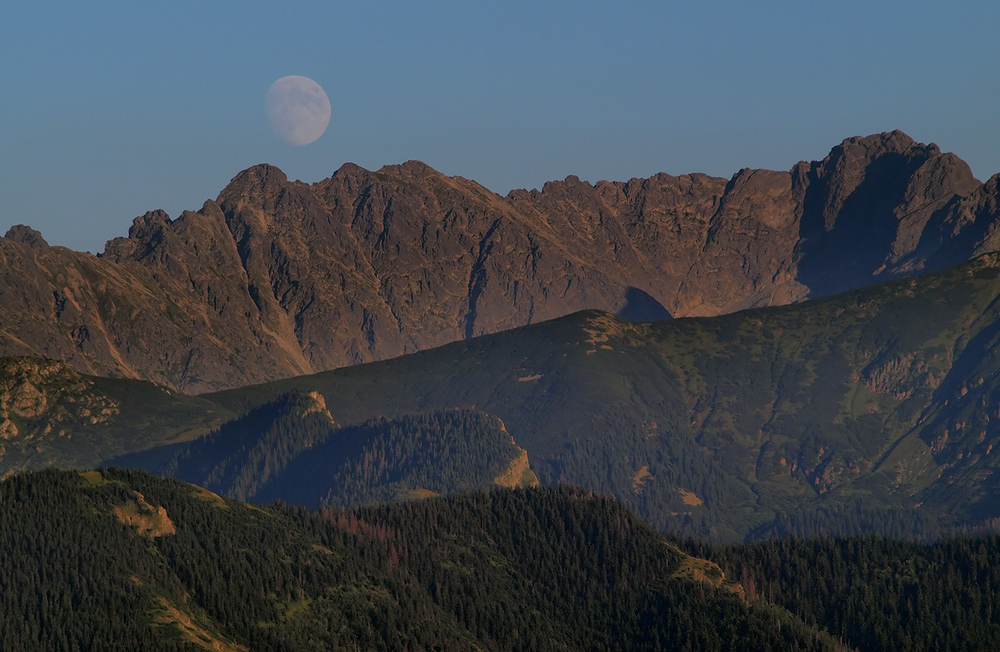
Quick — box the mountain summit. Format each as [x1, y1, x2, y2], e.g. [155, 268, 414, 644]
[2, 131, 998, 392]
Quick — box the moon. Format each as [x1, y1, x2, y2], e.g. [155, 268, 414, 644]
[265, 76, 331, 146]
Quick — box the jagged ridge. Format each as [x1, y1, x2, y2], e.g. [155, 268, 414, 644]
[2, 131, 999, 392]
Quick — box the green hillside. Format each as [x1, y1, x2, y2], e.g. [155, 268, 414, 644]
[0, 469, 842, 651]
[197, 252, 1000, 540]
[0, 357, 233, 477]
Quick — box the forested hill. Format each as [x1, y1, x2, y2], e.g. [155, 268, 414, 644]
[693, 535, 1000, 651]
[7, 468, 1000, 650]
[0, 469, 842, 651]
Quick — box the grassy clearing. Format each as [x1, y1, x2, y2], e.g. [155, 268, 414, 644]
[190, 485, 228, 509]
[494, 448, 539, 488]
[79, 470, 106, 486]
[678, 489, 703, 506]
[632, 466, 652, 493]
[401, 488, 440, 499]
[152, 597, 247, 652]
[665, 541, 745, 600]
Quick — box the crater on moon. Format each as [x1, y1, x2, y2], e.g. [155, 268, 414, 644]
[265, 76, 331, 146]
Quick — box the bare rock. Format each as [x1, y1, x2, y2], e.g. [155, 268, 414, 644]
[4, 225, 48, 249]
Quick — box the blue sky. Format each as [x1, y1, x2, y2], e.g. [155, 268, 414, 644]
[2, 1, 998, 252]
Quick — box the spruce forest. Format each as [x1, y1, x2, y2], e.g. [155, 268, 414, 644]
[8, 469, 1000, 651]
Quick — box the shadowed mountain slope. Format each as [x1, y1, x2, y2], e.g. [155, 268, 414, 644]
[118, 391, 538, 508]
[2, 131, 999, 391]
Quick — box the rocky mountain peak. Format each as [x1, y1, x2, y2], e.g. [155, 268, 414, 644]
[215, 164, 292, 212]
[841, 129, 915, 152]
[226, 163, 289, 189]
[126, 209, 172, 239]
[3, 225, 48, 249]
[376, 160, 445, 182]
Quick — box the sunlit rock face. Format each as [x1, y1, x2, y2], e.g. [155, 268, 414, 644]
[0, 131, 996, 392]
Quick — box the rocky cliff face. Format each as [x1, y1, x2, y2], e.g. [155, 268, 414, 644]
[2, 131, 998, 392]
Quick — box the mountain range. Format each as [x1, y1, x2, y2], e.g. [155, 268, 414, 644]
[9, 129, 1000, 647]
[3, 131, 1000, 392]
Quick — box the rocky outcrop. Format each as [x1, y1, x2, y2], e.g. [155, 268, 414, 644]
[0, 357, 118, 448]
[1, 131, 998, 392]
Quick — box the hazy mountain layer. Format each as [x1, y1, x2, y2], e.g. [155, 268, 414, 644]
[2, 131, 999, 391]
